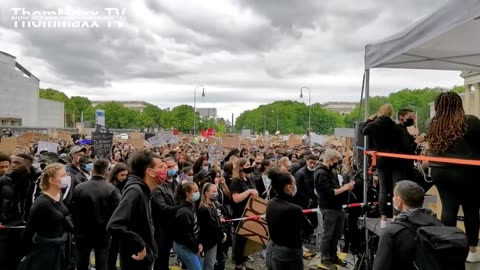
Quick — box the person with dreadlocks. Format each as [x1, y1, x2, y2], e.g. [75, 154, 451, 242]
[427, 91, 480, 263]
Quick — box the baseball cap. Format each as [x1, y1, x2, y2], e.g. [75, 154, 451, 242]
[69, 145, 87, 155]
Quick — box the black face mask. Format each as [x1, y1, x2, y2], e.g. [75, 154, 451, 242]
[242, 167, 255, 174]
[330, 162, 338, 170]
[405, 118, 414, 127]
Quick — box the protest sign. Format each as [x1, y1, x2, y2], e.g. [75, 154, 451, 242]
[310, 134, 326, 145]
[236, 197, 269, 256]
[92, 132, 113, 158]
[130, 132, 144, 149]
[0, 137, 18, 154]
[221, 135, 240, 148]
[57, 130, 72, 142]
[37, 141, 59, 154]
[208, 145, 223, 163]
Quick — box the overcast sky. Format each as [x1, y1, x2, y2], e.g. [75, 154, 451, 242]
[0, 0, 462, 120]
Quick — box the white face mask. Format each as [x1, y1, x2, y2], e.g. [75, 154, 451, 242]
[307, 166, 315, 172]
[60, 176, 71, 189]
[203, 166, 209, 171]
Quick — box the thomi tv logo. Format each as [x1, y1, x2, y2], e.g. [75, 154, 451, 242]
[10, 7, 127, 28]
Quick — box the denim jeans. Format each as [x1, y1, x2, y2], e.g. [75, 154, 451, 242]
[265, 241, 303, 270]
[203, 245, 217, 270]
[173, 242, 202, 270]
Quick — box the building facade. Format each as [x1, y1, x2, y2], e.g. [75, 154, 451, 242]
[321, 102, 358, 115]
[91, 100, 154, 113]
[0, 51, 64, 128]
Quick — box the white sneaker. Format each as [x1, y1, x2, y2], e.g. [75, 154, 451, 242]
[380, 220, 387, 229]
[466, 251, 480, 263]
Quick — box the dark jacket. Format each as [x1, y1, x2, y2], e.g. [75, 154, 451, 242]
[294, 166, 317, 209]
[68, 165, 89, 183]
[71, 175, 121, 239]
[151, 181, 178, 249]
[23, 166, 42, 221]
[254, 174, 276, 200]
[373, 209, 444, 270]
[429, 115, 480, 167]
[0, 175, 14, 223]
[314, 164, 347, 210]
[173, 201, 200, 253]
[197, 202, 225, 251]
[266, 194, 313, 248]
[107, 176, 157, 267]
[362, 116, 405, 154]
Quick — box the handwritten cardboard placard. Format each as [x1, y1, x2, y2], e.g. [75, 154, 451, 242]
[21, 132, 35, 143]
[221, 136, 240, 148]
[0, 137, 18, 154]
[236, 197, 269, 246]
[287, 135, 302, 146]
[57, 130, 72, 142]
[35, 133, 49, 142]
[130, 132, 144, 149]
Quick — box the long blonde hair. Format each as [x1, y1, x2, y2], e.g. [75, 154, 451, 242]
[40, 163, 64, 191]
[199, 182, 215, 209]
[377, 103, 393, 117]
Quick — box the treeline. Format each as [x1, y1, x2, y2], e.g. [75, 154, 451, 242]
[39, 88, 230, 133]
[234, 86, 464, 135]
[41, 86, 464, 135]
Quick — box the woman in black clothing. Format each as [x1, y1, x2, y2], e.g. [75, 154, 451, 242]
[198, 183, 226, 270]
[427, 91, 480, 262]
[229, 158, 258, 270]
[20, 163, 74, 270]
[106, 163, 129, 270]
[265, 168, 313, 270]
[362, 103, 406, 228]
[173, 181, 202, 270]
[107, 163, 129, 193]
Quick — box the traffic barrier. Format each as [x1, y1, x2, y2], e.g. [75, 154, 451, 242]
[223, 201, 380, 223]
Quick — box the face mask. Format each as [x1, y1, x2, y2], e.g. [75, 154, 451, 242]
[202, 166, 209, 171]
[155, 169, 167, 184]
[210, 192, 219, 201]
[307, 166, 315, 172]
[192, 192, 200, 202]
[330, 162, 338, 169]
[167, 169, 177, 177]
[186, 176, 194, 182]
[291, 185, 297, 197]
[85, 163, 93, 172]
[40, 162, 47, 170]
[242, 167, 255, 174]
[405, 118, 414, 127]
[60, 176, 71, 189]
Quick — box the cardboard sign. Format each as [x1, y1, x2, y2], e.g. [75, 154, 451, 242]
[130, 132, 144, 149]
[236, 197, 269, 246]
[35, 133, 49, 142]
[57, 130, 72, 142]
[0, 137, 18, 154]
[21, 132, 35, 143]
[221, 136, 240, 148]
[287, 136, 302, 146]
[92, 132, 114, 158]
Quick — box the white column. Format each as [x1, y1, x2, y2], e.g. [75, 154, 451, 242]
[464, 84, 471, 114]
[475, 83, 480, 117]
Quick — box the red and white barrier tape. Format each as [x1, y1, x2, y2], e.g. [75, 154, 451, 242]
[223, 201, 380, 223]
[0, 224, 26, 230]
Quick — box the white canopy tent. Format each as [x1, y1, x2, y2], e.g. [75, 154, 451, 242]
[361, 1, 480, 267]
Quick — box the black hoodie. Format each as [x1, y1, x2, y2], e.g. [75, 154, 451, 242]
[107, 175, 157, 268]
[373, 209, 443, 270]
[173, 200, 200, 253]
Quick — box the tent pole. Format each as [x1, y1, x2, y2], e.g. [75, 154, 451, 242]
[363, 69, 370, 269]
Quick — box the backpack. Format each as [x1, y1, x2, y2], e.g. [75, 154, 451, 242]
[393, 220, 468, 270]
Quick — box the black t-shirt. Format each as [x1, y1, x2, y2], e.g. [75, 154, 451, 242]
[229, 177, 255, 218]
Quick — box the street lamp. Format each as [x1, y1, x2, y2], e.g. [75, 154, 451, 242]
[193, 85, 205, 136]
[300, 86, 311, 134]
[272, 109, 279, 132]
